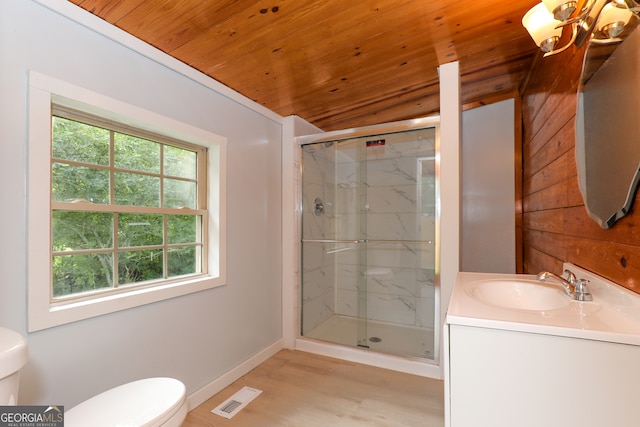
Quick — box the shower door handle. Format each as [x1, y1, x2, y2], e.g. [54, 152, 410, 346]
[302, 239, 431, 244]
[301, 239, 364, 243]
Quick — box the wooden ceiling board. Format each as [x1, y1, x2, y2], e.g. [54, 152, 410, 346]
[112, 1, 234, 52]
[311, 86, 442, 132]
[170, 1, 426, 72]
[68, 0, 540, 131]
[70, 0, 145, 22]
[223, 35, 441, 99]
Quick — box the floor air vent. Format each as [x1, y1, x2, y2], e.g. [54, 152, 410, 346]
[211, 386, 263, 419]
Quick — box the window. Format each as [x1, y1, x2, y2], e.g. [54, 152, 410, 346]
[51, 109, 208, 300]
[28, 72, 226, 332]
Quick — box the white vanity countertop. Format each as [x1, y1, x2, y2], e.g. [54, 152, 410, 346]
[446, 263, 640, 346]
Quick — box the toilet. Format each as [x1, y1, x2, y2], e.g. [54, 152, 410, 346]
[65, 377, 188, 427]
[0, 327, 188, 427]
[0, 327, 28, 405]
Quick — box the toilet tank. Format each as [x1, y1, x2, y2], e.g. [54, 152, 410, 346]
[0, 327, 28, 405]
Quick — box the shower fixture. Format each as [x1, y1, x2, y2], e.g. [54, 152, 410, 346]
[314, 197, 324, 216]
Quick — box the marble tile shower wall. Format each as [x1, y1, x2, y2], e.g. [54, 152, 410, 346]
[301, 144, 337, 334]
[301, 128, 437, 334]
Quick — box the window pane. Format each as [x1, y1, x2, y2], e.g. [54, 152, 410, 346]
[168, 215, 197, 244]
[164, 178, 196, 208]
[168, 246, 197, 277]
[164, 145, 196, 179]
[118, 213, 163, 247]
[52, 211, 113, 251]
[52, 163, 110, 204]
[114, 172, 160, 206]
[52, 116, 110, 166]
[118, 249, 163, 284]
[52, 253, 114, 297]
[114, 133, 160, 173]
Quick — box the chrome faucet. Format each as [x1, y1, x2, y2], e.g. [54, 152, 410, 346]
[536, 269, 593, 301]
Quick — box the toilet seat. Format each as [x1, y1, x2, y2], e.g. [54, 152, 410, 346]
[65, 377, 187, 427]
[0, 327, 28, 381]
[0, 327, 28, 406]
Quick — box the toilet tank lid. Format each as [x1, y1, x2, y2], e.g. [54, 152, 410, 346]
[65, 377, 186, 427]
[0, 327, 28, 380]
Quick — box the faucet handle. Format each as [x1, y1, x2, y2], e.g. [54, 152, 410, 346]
[574, 278, 593, 301]
[563, 269, 577, 285]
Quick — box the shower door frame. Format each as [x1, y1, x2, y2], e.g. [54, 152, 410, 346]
[297, 116, 442, 367]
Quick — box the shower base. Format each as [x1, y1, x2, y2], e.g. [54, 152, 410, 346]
[304, 314, 434, 360]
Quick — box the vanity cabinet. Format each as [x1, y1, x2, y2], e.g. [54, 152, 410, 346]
[446, 324, 640, 427]
[445, 266, 640, 427]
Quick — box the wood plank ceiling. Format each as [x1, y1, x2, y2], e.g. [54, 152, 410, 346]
[68, 0, 541, 131]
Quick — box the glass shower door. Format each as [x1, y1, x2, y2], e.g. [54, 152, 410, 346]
[301, 127, 438, 361]
[300, 137, 369, 349]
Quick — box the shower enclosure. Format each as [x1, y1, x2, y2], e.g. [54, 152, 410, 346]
[300, 123, 439, 362]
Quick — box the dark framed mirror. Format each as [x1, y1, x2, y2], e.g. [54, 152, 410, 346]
[576, 17, 640, 228]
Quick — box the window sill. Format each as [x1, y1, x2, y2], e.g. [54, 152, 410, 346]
[28, 275, 225, 332]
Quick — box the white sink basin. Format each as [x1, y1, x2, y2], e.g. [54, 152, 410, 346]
[467, 279, 571, 311]
[448, 266, 640, 347]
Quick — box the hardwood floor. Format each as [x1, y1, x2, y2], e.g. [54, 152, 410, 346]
[183, 349, 445, 426]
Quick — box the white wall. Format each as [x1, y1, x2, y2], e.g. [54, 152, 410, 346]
[281, 116, 323, 349]
[461, 99, 516, 273]
[0, 0, 283, 407]
[438, 61, 461, 372]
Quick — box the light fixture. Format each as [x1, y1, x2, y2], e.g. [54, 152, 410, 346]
[597, 2, 633, 37]
[522, 0, 640, 56]
[522, 3, 564, 52]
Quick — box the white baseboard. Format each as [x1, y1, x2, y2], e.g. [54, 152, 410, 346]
[186, 339, 284, 410]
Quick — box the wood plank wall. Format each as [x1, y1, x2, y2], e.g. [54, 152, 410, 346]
[521, 44, 640, 294]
